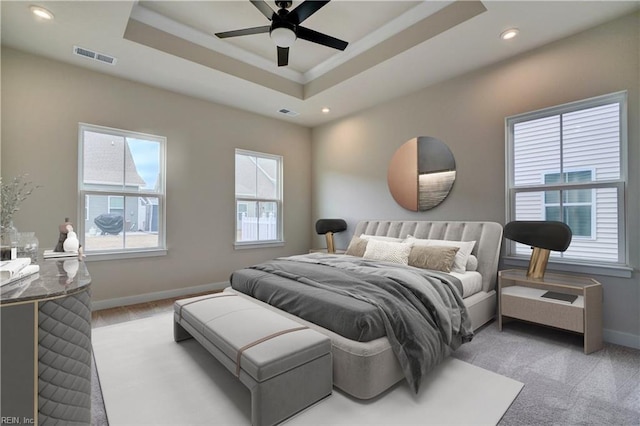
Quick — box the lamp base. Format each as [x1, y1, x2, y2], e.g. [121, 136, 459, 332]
[527, 247, 550, 279]
[325, 232, 336, 254]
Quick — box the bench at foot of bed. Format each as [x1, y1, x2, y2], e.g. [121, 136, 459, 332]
[174, 293, 333, 426]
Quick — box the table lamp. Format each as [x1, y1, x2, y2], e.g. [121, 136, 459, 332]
[315, 219, 347, 253]
[504, 221, 572, 279]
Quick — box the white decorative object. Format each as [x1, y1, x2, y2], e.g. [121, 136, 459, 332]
[63, 224, 80, 253]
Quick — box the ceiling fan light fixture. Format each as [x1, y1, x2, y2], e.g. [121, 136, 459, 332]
[270, 27, 297, 48]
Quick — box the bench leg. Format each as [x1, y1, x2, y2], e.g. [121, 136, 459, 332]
[174, 320, 193, 342]
[249, 353, 332, 426]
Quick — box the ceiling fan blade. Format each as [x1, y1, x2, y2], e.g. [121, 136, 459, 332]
[215, 25, 270, 39]
[277, 46, 289, 67]
[289, 0, 330, 24]
[297, 26, 348, 51]
[250, 0, 275, 20]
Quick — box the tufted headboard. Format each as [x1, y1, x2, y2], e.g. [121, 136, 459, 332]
[352, 220, 503, 293]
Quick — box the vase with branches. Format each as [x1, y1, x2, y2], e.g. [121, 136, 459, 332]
[1, 174, 40, 231]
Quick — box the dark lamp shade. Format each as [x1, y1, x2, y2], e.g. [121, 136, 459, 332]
[315, 219, 347, 235]
[504, 221, 572, 252]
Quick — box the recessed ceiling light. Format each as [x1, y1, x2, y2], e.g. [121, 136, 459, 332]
[321, 107, 331, 114]
[30, 5, 54, 20]
[500, 28, 519, 40]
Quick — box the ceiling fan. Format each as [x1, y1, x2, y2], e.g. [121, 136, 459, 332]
[215, 0, 348, 67]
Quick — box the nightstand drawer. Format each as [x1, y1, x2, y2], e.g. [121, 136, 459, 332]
[501, 292, 584, 333]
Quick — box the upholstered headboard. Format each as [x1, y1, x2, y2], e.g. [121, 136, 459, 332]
[352, 220, 503, 293]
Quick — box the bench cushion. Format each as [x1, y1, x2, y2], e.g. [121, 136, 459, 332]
[174, 294, 331, 382]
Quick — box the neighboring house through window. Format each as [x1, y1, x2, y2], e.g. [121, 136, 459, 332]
[506, 91, 627, 267]
[235, 149, 283, 247]
[79, 123, 166, 258]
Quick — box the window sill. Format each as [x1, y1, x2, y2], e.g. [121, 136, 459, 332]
[84, 249, 168, 262]
[234, 241, 285, 250]
[502, 256, 633, 278]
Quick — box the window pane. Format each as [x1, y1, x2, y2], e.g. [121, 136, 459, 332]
[126, 138, 161, 193]
[515, 191, 550, 222]
[256, 157, 278, 199]
[544, 191, 560, 204]
[235, 154, 257, 198]
[563, 103, 620, 181]
[84, 194, 159, 251]
[544, 173, 561, 184]
[545, 206, 560, 221]
[515, 187, 618, 260]
[237, 201, 257, 242]
[564, 188, 592, 204]
[83, 131, 125, 190]
[564, 205, 591, 237]
[257, 201, 278, 241]
[513, 116, 560, 186]
[567, 170, 592, 183]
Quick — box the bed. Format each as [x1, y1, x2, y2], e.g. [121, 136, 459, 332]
[227, 220, 503, 399]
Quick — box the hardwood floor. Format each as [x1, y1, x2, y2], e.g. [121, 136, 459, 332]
[91, 291, 220, 328]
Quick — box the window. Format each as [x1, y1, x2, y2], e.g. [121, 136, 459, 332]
[235, 149, 283, 246]
[506, 92, 627, 266]
[79, 123, 166, 258]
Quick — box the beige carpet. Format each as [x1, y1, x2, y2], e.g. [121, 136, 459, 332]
[93, 313, 523, 425]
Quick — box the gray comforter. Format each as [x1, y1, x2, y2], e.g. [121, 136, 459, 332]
[230, 253, 473, 393]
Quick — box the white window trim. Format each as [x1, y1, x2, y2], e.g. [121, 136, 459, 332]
[234, 149, 284, 248]
[78, 123, 167, 260]
[504, 91, 629, 276]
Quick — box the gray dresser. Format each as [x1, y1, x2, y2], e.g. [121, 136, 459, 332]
[1, 258, 92, 425]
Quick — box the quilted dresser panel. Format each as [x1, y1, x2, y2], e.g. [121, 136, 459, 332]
[38, 289, 92, 425]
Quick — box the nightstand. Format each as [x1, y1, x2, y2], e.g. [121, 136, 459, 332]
[498, 269, 603, 354]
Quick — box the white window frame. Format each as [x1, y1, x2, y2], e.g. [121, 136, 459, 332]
[505, 91, 630, 277]
[78, 123, 167, 260]
[234, 149, 284, 248]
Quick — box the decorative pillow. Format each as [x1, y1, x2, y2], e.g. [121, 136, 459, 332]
[408, 245, 459, 273]
[345, 236, 368, 257]
[362, 239, 412, 265]
[360, 234, 404, 243]
[404, 236, 476, 273]
[465, 255, 479, 272]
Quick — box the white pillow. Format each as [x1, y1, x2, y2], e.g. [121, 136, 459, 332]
[360, 234, 404, 243]
[404, 236, 476, 273]
[466, 255, 479, 272]
[363, 239, 412, 265]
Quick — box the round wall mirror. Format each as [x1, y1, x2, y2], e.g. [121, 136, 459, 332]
[387, 136, 456, 211]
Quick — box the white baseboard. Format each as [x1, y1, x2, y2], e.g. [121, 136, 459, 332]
[604, 328, 640, 350]
[91, 281, 229, 311]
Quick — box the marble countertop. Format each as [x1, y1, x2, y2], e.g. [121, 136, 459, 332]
[1, 257, 91, 305]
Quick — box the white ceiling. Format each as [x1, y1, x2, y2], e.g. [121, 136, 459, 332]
[2, 1, 639, 127]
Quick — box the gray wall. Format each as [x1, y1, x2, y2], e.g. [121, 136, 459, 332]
[1, 48, 312, 303]
[311, 13, 640, 346]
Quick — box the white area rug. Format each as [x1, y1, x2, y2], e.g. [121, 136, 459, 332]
[93, 314, 523, 425]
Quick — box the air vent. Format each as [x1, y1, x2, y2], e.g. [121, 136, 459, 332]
[278, 108, 299, 117]
[73, 46, 117, 65]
